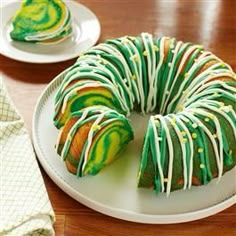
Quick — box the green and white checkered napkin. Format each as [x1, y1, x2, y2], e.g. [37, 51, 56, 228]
[0, 78, 55, 236]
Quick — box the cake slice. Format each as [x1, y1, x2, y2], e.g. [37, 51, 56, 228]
[10, 0, 72, 43]
[56, 106, 134, 176]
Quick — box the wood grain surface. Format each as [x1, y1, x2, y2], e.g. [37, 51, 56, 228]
[1, 0, 236, 235]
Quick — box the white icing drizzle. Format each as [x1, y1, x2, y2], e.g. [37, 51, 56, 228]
[60, 81, 129, 116]
[26, 4, 72, 42]
[60, 108, 90, 159]
[150, 37, 166, 111]
[58, 80, 94, 112]
[181, 110, 224, 181]
[149, 33, 158, 112]
[123, 37, 145, 113]
[77, 56, 135, 107]
[147, 33, 156, 100]
[62, 68, 113, 90]
[81, 111, 108, 172]
[187, 68, 233, 91]
[166, 115, 188, 190]
[185, 74, 235, 101]
[142, 33, 152, 93]
[156, 115, 174, 196]
[169, 71, 221, 113]
[150, 116, 165, 192]
[88, 44, 134, 90]
[188, 101, 236, 139]
[142, 33, 156, 112]
[162, 44, 200, 112]
[197, 50, 213, 59]
[181, 70, 234, 102]
[184, 88, 235, 108]
[159, 41, 182, 114]
[166, 48, 214, 113]
[59, 63, 132, 112]
[166, 54, 222, 113]
[91, 43, 140, 104]
[176, 115, 194, 189]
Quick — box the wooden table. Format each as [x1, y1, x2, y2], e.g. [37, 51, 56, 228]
[1, 0, 236, 235]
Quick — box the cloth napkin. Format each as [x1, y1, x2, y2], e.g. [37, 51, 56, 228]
[0, 77, 55, 236]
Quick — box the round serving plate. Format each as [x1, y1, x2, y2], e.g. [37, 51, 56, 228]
[0, 1, 101, 63]
[32, 69, 236, 224]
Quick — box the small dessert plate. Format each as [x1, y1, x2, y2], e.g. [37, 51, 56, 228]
[0, 1, 101, 63]
[32, 69, 236, 224]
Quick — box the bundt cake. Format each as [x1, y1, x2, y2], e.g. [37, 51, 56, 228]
[10, 0, 72, 43]
[54, 33, 236, 195]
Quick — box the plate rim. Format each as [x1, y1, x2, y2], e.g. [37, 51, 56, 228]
[0, 1, 101, 64]
[32, 68, 236, 224]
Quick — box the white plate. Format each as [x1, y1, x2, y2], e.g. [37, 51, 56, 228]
[0, 1, 100, 63]
[32, 69, 236, 224]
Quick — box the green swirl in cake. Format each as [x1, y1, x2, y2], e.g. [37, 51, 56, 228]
[10, 0, 72, 43]
[54, 33, 236, 195]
